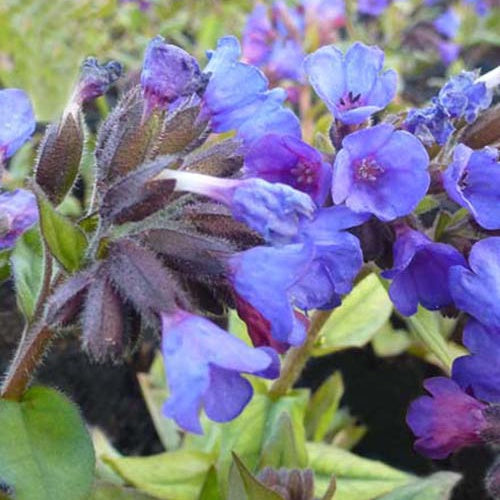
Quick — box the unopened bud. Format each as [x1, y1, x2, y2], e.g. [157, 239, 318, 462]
[258, 467, 315, 500]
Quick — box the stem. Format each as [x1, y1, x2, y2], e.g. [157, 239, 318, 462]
[32, 240, 53, 323]
[299, 86, 314, 144]
[269, 309, 332, 398]
[1, 323, 54, 400]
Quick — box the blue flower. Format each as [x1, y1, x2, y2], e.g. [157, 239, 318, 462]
[244, 133, 332, 205]
[229, 243, 314, 345]
[437, 71, 492, 124]
[141, 36, 203, 116]
[75, 57, 122, 105]
[301, 0, 346, 41]
[202, 36, 301, 144]
[267, 39, 305, 83]
[452, 319, 500, 404]
[161, 310, 279, 434]
[158, 168, 316, 244]
[0, 189, 38, 250]
[332, 124, 430, 221]
[450, 237, 500, 330]
[304, 42, 397, 125]
[0, 89, 36, 160]
[406, 377, 487, 459]
[442, 144, 500, 230]
[382, 225, 467, 316]
[242, 4, 275, 66]
[291, 206, 367, 310]
[433, 9, 460, 39]
[357, 0, 390, 16]
[405, 105, 454, 146]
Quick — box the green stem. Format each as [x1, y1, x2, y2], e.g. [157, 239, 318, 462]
[269, 310, 332, 399]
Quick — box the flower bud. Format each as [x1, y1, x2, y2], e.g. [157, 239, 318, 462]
[258, 467, 316, 500]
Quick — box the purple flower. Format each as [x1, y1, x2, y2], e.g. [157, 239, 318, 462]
[405, 105, 454, 146]
[452, 320, 500, 404]
[304, 42, 397, 125]
[75, 57, 122, 105]
[291, 206, 367, 310]
[202, 36, 301, 144]
[229, 243, 313, 345]
[332, 124, 430, 221]
[158, 169, 316, 244]
[407, 377, 488, 459]
[437, 71, 492, 124]
[267, 39, 305, 83]
[161, 310, 279, 433]
[357, 0, 390, 16]
[442, 144, 500, 230]
[433, 9, 460, 39]
[242, 4, 275, 66]
[450, 237, 500, 330]
[0, 89, 36, 160]
[119, 0, 151, 11]
[244, 133, 332, 205]
[382, 225, 467, 316]
[301, 0, 346, 40]
[436, 41, 460, 67]
[141, 36, 204, 116]
[0, 189, 38, 250]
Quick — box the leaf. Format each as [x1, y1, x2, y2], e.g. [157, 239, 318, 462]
[91, 481, 156, 500]
[10, 228, 43, 319]
[197, 466, 219, 500]
[372, 322, 412, 358]
[37, 191, 87, 272]
[377, 471, 461, 500]
[0, 251, 11, 283]
[305, 372, 344, 442]
[185, 389, 309, 495]
[313, 274, 393, 355]
[229, 454, 283, 500]
[0, 386, 95, 500]
[308, 442, 412, 500]
[137, 354, 181, 452]
[414, 196, 439, 215]
[103, 450, 213, 500]
[404, 307, 453, 372]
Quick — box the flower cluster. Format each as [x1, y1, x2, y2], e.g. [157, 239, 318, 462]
[2, 24, 499, 453]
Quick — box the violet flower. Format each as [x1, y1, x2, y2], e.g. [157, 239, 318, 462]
[242, 3, 275, 66]
[0, 89, 36, 161]
[433, 9, 460, 40]
[405, 105, 454, 146]
[407, 377, 488, 459]
[161, 310, 279, 433]
[156, 169, 316, 244]
[452, 319, 500, 404]
[332, 124, 430, 221]
[304, 42, 397, 125]
[382, 225, 467, 316]
[141, 35, 204, 116]
[301, 0, 346, 41]
[358, 0, 390, 16]
[442, 144, 500, 230]
[0, 189, 38, 250]
[450, 237, 500, 330]
[244, 133, 332, 205]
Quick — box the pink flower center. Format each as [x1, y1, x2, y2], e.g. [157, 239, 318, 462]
[355, 157, 384, 182]
[291, 160, 317, 188]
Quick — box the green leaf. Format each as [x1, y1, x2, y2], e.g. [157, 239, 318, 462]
[372, 322, 412, 358]
[404, 307, 453, 371]
[228, 454, 283, 500]
[185, 389, 309, 495]
[307, 442, 412, 500]
[0, 386, 95, 500]
[37, 191, 87, 272]
[377, 471, 461, 499]
[415, 196, 439, 215]
[91, 482, 156, 500]
[137, 353, 181, 451]
[0, 251, 11, 283]
[305, 372, 344, 442]
[10, 227, 43, 319]
[103, 450, 213, 500]
[313, 274, 393, 355]
[197, 466, 219, 500]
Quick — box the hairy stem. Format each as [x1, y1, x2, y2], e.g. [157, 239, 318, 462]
[32, 240, 53, 323]
[269, 309, 332, 398]
[1, 323, 54, 400]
